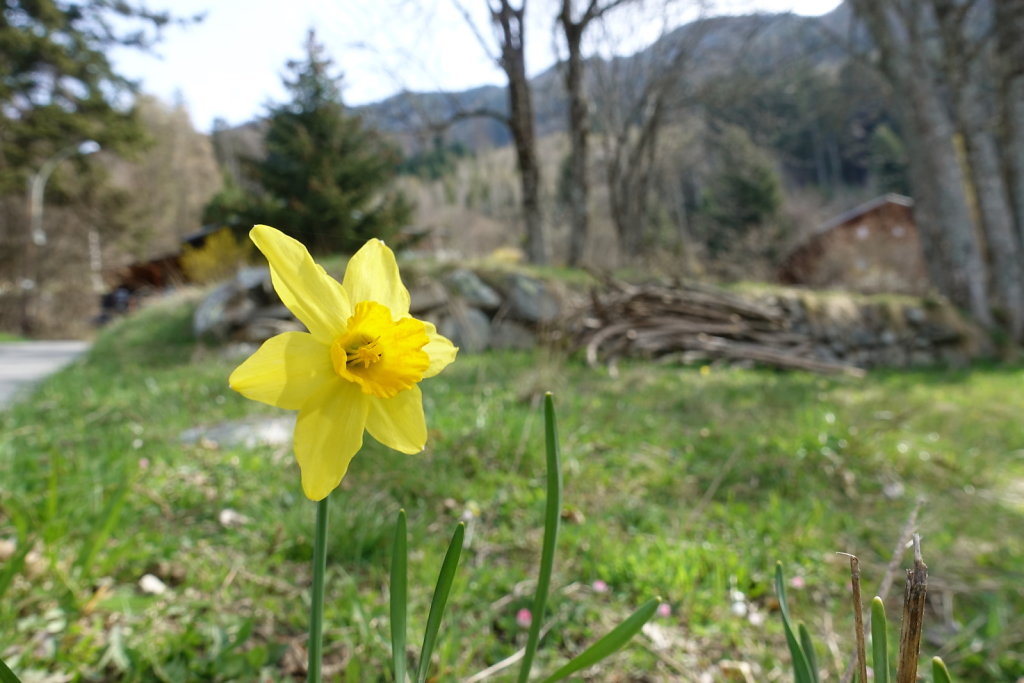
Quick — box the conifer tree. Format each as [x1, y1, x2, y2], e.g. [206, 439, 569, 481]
[0, 0, 184, 193]
[213, 30, 410, 254]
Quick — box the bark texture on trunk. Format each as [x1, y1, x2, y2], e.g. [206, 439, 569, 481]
[607, 117, 660, 256]
[958, 76, 1024, 338]
[492, 0, 547, 265]
[558, 0, 631, 265]
[934, 0, 1023, 338]
[995, 0, 1024, 245]
[561, 11, 589, 266]
[850, 0, 993, 327]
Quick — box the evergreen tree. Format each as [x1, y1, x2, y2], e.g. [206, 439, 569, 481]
[0, 0, 185, 193]
[209, 30, 410, 254]
[699, 125, 783, 256]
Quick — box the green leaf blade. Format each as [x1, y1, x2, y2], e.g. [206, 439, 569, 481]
[798, 623, 820, 683]
[871, 597, 889, 683]
[542, 597, 661, 683]
[416, 522, 465, 683]
[0, 656, 24, 683]
[517, 392, 564, 683]
[775, 563, 814, 683]
[931, 656, 953, 683]
[391, 509, 408, 683]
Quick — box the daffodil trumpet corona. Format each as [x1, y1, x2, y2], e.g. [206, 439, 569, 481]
[229, 225, 458, 500]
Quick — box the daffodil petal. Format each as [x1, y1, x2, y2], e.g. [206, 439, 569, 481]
[251, 225, 351, 344]
[421, 321, 458, 378]
[228, 332, 334, 410]
[342, 238, 410, 318]
[294, 379, 370, 500]
[366, 386, 427, 454]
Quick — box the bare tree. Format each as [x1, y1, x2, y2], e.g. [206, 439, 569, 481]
[592, 3, 709, 257]
[849, 0, 994, 328]
[556, 0, 634, 265]
[454, 0, 549, 264]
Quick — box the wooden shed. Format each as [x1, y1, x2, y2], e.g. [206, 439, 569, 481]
[779, 194, 929, 294]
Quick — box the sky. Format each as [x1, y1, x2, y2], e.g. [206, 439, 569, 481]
[110, 0, 844, 133]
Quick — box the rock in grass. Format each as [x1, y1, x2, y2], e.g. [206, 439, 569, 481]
[179, 416, 295, 449]
[438, 304, 492, 353]
[409, 278, 449, 314]
[139, 574, 168, 595]
[193, 267, 273, 340]
[504, 273, 561, 323]
[445, 268, 502, 310]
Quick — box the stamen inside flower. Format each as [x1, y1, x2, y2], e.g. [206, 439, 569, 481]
[348, 337, 382, 368]
[330, 301, 430, 398]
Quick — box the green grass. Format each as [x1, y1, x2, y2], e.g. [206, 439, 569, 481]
[0, 332, 27, 342]
[1, 295, 1022, 681]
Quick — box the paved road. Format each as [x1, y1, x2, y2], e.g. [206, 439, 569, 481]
[0, 341, 90, 409]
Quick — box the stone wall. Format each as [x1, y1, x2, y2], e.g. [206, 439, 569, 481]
[772, 290, 984, 368]
[193, 265, 568, 353]
[193, 266, 985, 370]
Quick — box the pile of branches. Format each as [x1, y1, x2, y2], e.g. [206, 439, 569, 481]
[574, 279, 864, 376]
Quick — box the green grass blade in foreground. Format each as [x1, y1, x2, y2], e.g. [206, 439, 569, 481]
[798, 623, 820, 683]
[74, 477, 129, 576]
[541, 597, 661, 682]
[0, 504, 32, 602]
[415, 522, 465, 683]
[308, 497, 330, 683]
[775, 563, 814, 683]
[871, 597, 889, 683]
[517, 393, 564, 683]
[0, 656, 23, 683]
[391, 509, 408, 683]
[932, 657, 953, 683]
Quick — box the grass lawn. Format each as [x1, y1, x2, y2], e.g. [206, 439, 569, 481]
[1, 293, 1022, 681]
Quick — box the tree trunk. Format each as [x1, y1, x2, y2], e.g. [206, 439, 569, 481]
[607, 113, 661, 257]
[493, 1, 548, 265]
[1005, 82, 1024, 246]
[995, 0, 1024, 245]
[957, 77, 1024, 338]
[851, 0, 993, 327]
[559, 0, 636, 264]
[903, 81, 992, 327]
[561, 16, 589, 266]
[932, 0, 1022, 338]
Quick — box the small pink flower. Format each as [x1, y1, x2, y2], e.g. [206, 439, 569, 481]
[789, 576, 806, 589]
[592, 580, 609, 593]
[516, 608, 532, 628]
[657, 603, 672, 617]
[138, 458, 150, 470]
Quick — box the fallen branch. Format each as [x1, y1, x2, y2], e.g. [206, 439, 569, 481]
[575, 279, 866, 375]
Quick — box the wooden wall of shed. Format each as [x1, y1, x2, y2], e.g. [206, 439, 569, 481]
[787, 203, 929, 294]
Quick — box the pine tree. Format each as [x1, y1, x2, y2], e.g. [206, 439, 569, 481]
[0, 0, 182, 193]
[699, 125, 783, 256]
[212, 30, 411, 254]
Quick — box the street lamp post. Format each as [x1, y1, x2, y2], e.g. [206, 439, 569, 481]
[20, 140, 102, 334]
[27, 140, 101, 246]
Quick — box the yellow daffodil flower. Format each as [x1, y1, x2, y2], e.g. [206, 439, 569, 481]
[229, 225, 458, 500]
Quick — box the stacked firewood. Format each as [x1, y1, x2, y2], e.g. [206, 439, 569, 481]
[575, 279, 865, 376]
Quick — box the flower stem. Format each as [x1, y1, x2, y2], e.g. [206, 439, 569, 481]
[308, 495, 330, 683]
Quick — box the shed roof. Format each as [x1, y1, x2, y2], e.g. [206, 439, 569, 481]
[818, 193, 914, 233]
